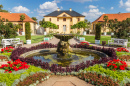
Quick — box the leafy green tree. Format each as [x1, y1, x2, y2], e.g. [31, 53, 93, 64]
[20, 15, 25, 30]
[0, 4, 8, 12]
[39, 18, 45, 25]
[40, 21, 58, 33]
[71, 21, 87, 34]
[31, 17, 37, 22]
[103, 15, 108, 33]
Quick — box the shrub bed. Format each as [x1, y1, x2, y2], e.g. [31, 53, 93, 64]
[17, 72, 49, 86]
[83, 64, 130, 86]
[10, 43, 117, 73]
[0, 64, 50, 86]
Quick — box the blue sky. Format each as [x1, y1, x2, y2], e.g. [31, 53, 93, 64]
[1, 0, 130, 22]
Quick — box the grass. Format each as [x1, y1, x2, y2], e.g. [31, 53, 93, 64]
[16, 35, 45, 44]
[82, 35, 111, 44]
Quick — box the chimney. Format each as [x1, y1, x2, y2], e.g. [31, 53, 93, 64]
[70, 8, 72, 11]
[57, 8, 60, 11]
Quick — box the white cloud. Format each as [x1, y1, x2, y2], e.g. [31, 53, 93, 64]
[126, 8, 130, 11]
[119, 0, 123, 7]
[89, 9, 99, 12]
[66, 0, 93, 3]
[125, 0, 130, 8]
[88, 5, 97, 9]
[111, 7, 114, 10]
[119, 0, 130, 12]
[82, 8, 105, 22]
[60, 6, 63, 9]
[39, 1, 58, 12]
[12, 6, 30, 13]
[101, 7, 105, 9]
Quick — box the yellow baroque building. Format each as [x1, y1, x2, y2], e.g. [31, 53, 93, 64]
[44, 8, 85, 34]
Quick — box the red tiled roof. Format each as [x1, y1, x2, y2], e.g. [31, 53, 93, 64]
[93, 13, 130, 23]
[0, 12, 37, 23]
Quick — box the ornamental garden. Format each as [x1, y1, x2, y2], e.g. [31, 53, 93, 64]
[0, 8, 130, 86]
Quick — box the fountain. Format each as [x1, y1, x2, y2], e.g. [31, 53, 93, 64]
[54, 34, 74, 58]
[21, 34, 108, 67]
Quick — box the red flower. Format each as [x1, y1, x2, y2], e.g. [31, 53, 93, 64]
[8, 71, 12, 73]
[114, 66, 117, 68]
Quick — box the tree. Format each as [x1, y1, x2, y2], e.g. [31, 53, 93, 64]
[103, 15, 108, 33]
[25, 22, 31, 40]
[31, 17, 37, 22]
[71, 21, 87, 34]
[40, 21, 58, 33]
[0, 4, 8, 12]
[39, 18, 45, 25]
[20, 15, 25, 31]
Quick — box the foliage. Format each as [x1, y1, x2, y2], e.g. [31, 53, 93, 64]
[0, 59, 30, 73]
[0, 19, 19, 38]
[111, 18, 130, 40]
[118, 55, 130, 61]
[95, 23, 101, 40]
[31, 17, 37, 22]
[116, 47, 129, 52]
[79, 72, 120, 86]
[107, 59, 128, 70]
[103, 15, 108, 32]
[40, 21, 58, 32]
[25, 22, 31, 40]
[116, 52, 130, 57]
[39, 18, 44, 25]
[0, 4, 8, 12]
[0, 52, 12, 57]
[80, 41, 89, 46]
[1, 46, 14, 53]
[71, 21, 87, 30]
[17, 72, 49, 86]
[0, 65, 49, 86]
[84, 64, 130, 85]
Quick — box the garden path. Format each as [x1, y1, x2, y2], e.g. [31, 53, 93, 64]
[37, 76, 93, 86]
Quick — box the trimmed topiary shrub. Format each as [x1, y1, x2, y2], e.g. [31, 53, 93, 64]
[95, 23, 101, 40]
[25, 22, 31, 40]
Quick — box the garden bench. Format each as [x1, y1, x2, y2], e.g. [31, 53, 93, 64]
[79, 37, 85, 42]
[108, 38, 130, 48]
[44, 37, 50, 41]
[1, 38, 23, 48]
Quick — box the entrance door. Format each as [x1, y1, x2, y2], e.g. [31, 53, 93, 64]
[63, 25, 66, 33]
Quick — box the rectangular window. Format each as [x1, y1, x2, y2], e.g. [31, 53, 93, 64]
[57, 25, 59, 29]
[50, 18, 51, 21]
[63, 18, 66, 21]
[78, 18, 80, 21]
[70, 18, 72, 22]
[57, 18, 59, 21]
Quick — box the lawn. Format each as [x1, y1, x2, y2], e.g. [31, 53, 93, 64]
[16, 35, 45, 44]
[82, 35, 111, 44]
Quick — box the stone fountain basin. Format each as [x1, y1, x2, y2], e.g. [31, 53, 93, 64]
[54, 34, 75, 41]
[20, 48, 108, 58]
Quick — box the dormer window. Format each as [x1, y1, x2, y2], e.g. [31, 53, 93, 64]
[63, 14, 67, 17]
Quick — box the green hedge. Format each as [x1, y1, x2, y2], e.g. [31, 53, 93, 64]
[25, 22, 31, 40]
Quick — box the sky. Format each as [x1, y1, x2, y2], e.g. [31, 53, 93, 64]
[1, 0, 130, 23]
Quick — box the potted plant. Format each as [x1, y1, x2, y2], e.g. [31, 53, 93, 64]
[25, 22, 31, 44]
[95, 23, 101, 44]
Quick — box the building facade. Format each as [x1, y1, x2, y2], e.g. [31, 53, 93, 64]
[44, 8, 85, 34]
[92, 13, 130, 33]
[0, 12, 37, 35]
